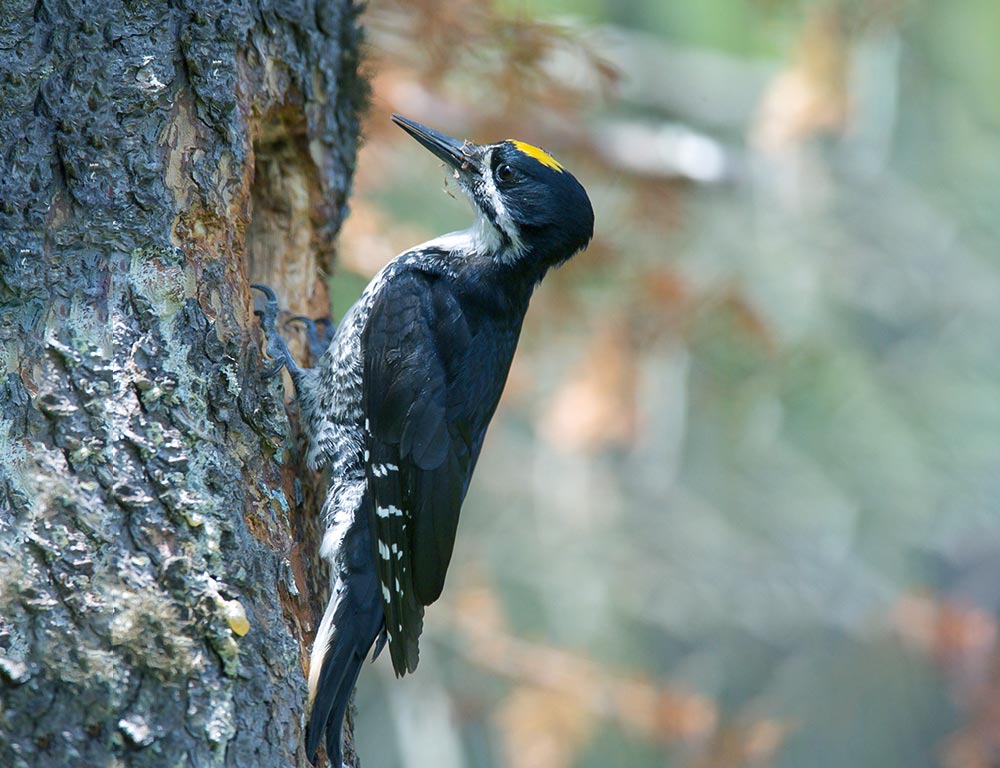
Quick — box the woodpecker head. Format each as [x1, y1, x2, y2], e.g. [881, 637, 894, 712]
[392, 114, 594, 273]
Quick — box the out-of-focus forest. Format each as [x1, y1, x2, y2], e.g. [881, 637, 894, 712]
[328, 1, 1000, 765]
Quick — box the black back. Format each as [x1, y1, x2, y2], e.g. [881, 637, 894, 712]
[361, 259, 530, 675]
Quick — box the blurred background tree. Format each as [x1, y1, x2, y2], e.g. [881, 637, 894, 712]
[307, 0, 1000, 766]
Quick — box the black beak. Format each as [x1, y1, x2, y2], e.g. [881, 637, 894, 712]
[391, 114, 478, 172]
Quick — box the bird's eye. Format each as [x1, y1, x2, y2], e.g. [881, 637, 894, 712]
[495, 164, 516, 183]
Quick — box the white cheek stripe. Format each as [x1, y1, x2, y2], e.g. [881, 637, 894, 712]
[478, 148, 525, 262]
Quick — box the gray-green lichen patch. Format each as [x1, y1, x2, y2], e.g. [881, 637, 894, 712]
[0, 271, 300, 765]
[127, 246, 192, 323]
[0, 0, 367, 765]
[107, 584, 201, 677]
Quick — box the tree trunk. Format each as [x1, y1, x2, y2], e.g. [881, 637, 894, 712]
[0, 1, 366, 765]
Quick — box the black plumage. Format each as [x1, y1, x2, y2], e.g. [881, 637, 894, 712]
[304, 502, 382, 763]
[256, 114, 593, 766]
[363, 265, 529, 674]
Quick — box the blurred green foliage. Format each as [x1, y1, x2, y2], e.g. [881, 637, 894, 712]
[340, 1, 1000, 766]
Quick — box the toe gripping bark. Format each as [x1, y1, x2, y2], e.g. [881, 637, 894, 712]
[252, 284, 336, 380]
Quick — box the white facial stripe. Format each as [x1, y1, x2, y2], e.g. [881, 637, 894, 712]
[432, 148, 525, 263]
[479, 148, 525, 261]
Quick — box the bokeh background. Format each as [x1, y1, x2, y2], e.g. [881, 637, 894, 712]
[327, 1, 1000, 765]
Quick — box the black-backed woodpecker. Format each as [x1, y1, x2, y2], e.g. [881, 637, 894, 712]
[254, 114, 594, 766]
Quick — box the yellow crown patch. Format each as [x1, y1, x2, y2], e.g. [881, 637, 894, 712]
[509, 140, 564, 172]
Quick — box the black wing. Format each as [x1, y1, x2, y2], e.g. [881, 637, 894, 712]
[362, 268, 489, 676]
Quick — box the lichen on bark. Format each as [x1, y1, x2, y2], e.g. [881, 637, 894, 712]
[0, 1, 367, 765]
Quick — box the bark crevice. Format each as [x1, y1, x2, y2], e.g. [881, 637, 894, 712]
[0, 2, 367, 766]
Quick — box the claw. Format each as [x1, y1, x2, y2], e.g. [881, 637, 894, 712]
[250, 283, 278, 302]
[261, 360, 286, 379]
[251, 283, 303, 383]
[288, 316, 335, 361]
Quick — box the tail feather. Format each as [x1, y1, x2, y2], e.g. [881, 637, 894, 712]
[306, 519, 384, 766]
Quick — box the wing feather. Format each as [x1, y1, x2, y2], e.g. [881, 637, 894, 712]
[362, 266, 512, 674]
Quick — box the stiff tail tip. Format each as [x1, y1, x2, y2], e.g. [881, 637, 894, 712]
[305, 579, 384, 766]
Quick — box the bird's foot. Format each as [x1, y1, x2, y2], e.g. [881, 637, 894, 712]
[251, 283, 303, 380]
[288, 315, 335, 363]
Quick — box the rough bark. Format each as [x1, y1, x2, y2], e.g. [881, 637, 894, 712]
[0, 1, 366, 765]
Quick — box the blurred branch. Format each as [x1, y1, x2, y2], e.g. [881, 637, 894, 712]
[442, 585, 794, 766]
[366, 0, 618, 129]
[892, 591, 1000, 768]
